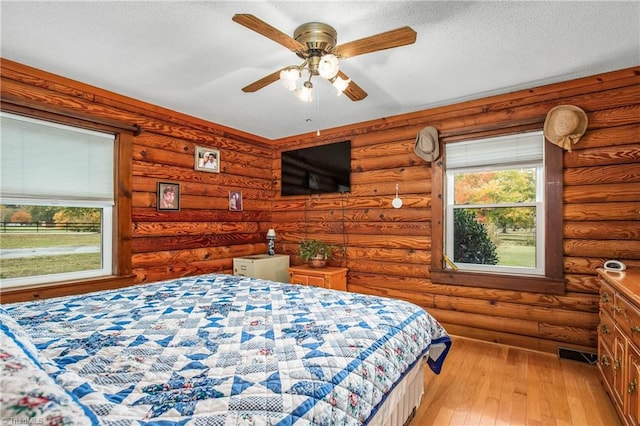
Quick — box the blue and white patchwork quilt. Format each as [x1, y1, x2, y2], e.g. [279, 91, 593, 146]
[1, 274, 450, 425]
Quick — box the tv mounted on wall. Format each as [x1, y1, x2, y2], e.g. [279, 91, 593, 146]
[280, 140, 351, 196]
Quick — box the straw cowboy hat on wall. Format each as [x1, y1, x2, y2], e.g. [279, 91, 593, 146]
[543, 105, 588, 151]
[414, 126, 440, 162]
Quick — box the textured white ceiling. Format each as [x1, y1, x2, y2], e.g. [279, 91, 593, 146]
[1, 1, 639, 140]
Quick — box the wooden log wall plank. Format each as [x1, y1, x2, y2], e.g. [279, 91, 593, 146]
[564, 239, 640, 259]
[564, 182, 640, 203]
[132, 207, 271, 223]
[563, 143, 640, 168]
[564, 202, 640, 221]
[421, 307, 595, 347]
[272, 207, 430, 222]
[564, 163, 640, 186]
[573, 124, 640, 150]
[132, 233, 265, 253]
[564, 221, 640, 240]
[132, 244, 265, 268]
[133, 221, 261, 237]
[432, 294, 599, 328]
[564, 274, 601, 294]
[439, 323, 596, 354]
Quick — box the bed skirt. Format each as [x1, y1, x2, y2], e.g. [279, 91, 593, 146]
[369, 356, 424, 425]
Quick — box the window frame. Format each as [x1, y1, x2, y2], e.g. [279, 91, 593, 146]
[431, 133, 565, 295]
[444, 131, 545, 276]
[0, 106, 134, 300]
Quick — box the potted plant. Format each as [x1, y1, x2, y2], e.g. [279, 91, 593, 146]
[299, 239, 334, 268]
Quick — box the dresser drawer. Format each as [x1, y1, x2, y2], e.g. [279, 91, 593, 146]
[616, 294, 640, 349]
[598, 338, 616, 398]
[288, 266, 348, 292]
[600, 279, 616, 315]
[600, 308, 616, 351]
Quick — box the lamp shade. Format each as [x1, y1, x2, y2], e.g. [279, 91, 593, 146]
[279, 69, 300, 91]
[331, 76, 351, 95]
[295, 82, 313, 102]
[266, 229, 276, 238]
[318, 54, 339, 79]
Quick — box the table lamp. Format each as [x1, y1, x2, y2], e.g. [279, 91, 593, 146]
[266, 228, 276, 255]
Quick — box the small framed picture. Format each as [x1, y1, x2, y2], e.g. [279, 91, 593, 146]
[195, 146, 220, 173]
[157, 182, 180, 211]
[229, 191, 243, 211]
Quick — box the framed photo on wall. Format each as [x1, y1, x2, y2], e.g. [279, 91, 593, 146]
[229, 191, 243, 211]
[195, 146, 220, 173]
[157, 181, 180, 211]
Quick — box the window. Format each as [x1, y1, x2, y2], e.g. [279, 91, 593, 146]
[431, 130, 564, 294]
[445, 132, 544, 275]
[1, 112, 116, 289]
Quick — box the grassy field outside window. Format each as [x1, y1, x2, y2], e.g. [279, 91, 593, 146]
[0, 233, 101, 279]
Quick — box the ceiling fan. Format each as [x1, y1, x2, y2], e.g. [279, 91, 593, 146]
[232, 14, 417, 102]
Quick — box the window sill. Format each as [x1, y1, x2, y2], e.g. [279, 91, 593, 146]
[430, 268, 565, 295]
[0, 274, 136, 303]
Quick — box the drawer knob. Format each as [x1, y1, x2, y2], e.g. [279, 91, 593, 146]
[613, 305, 624, 314]
[600, 323, 610, 334]
[629, 379, 638, 394]
[632, 326, 640, 334]
[600, 354, 610, 367]
[615, 358, 622, 370]
[602, 293, 611, 303]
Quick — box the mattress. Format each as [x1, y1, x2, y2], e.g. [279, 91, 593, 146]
[1, 273, 450, 425]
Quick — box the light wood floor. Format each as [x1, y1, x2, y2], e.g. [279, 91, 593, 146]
[409, 336, 621, 426]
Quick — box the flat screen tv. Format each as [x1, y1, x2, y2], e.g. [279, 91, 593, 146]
[281, 140, 351, 196]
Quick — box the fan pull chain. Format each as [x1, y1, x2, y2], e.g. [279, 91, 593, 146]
[316, 85, 321, 136]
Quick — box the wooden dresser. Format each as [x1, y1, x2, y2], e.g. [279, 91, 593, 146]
[288, 266, 348, 291]
[598, 268, 640, 426]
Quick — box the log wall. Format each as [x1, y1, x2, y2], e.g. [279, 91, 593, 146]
[272, 66, 640, 354]
[0, 58, 275, 288]
[1, 57, 639, 353]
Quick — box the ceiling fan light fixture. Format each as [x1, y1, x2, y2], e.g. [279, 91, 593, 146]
[279, 68, 300, 91]
[295, 80, 314, 102]
[233, 14, 416, 102]
[330, 75, 351, 95]
[318, 54, 339, 79]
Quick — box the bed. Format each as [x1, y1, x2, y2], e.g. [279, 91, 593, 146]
[1, 273, 451, 425]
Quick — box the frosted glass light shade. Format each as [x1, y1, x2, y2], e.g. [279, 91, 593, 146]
[318, 54, 339, 79]
[279, 68, 300, 91]
[331, 76, 351, 95]
[295, 83, 313, 102]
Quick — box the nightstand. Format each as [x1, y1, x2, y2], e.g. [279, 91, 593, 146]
[288, 265, 348, 291]
[233, 254, 290, 283]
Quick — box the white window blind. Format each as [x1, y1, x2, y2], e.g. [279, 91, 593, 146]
[446, 131, 543, 170]
[0, 112, 115, 203]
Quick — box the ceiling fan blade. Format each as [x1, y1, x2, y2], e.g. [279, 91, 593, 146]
[232, 14, 305, 53]
[336, 71, 368, 101]
[333, 26, 417, 59]
[242, 69, 283, 93]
